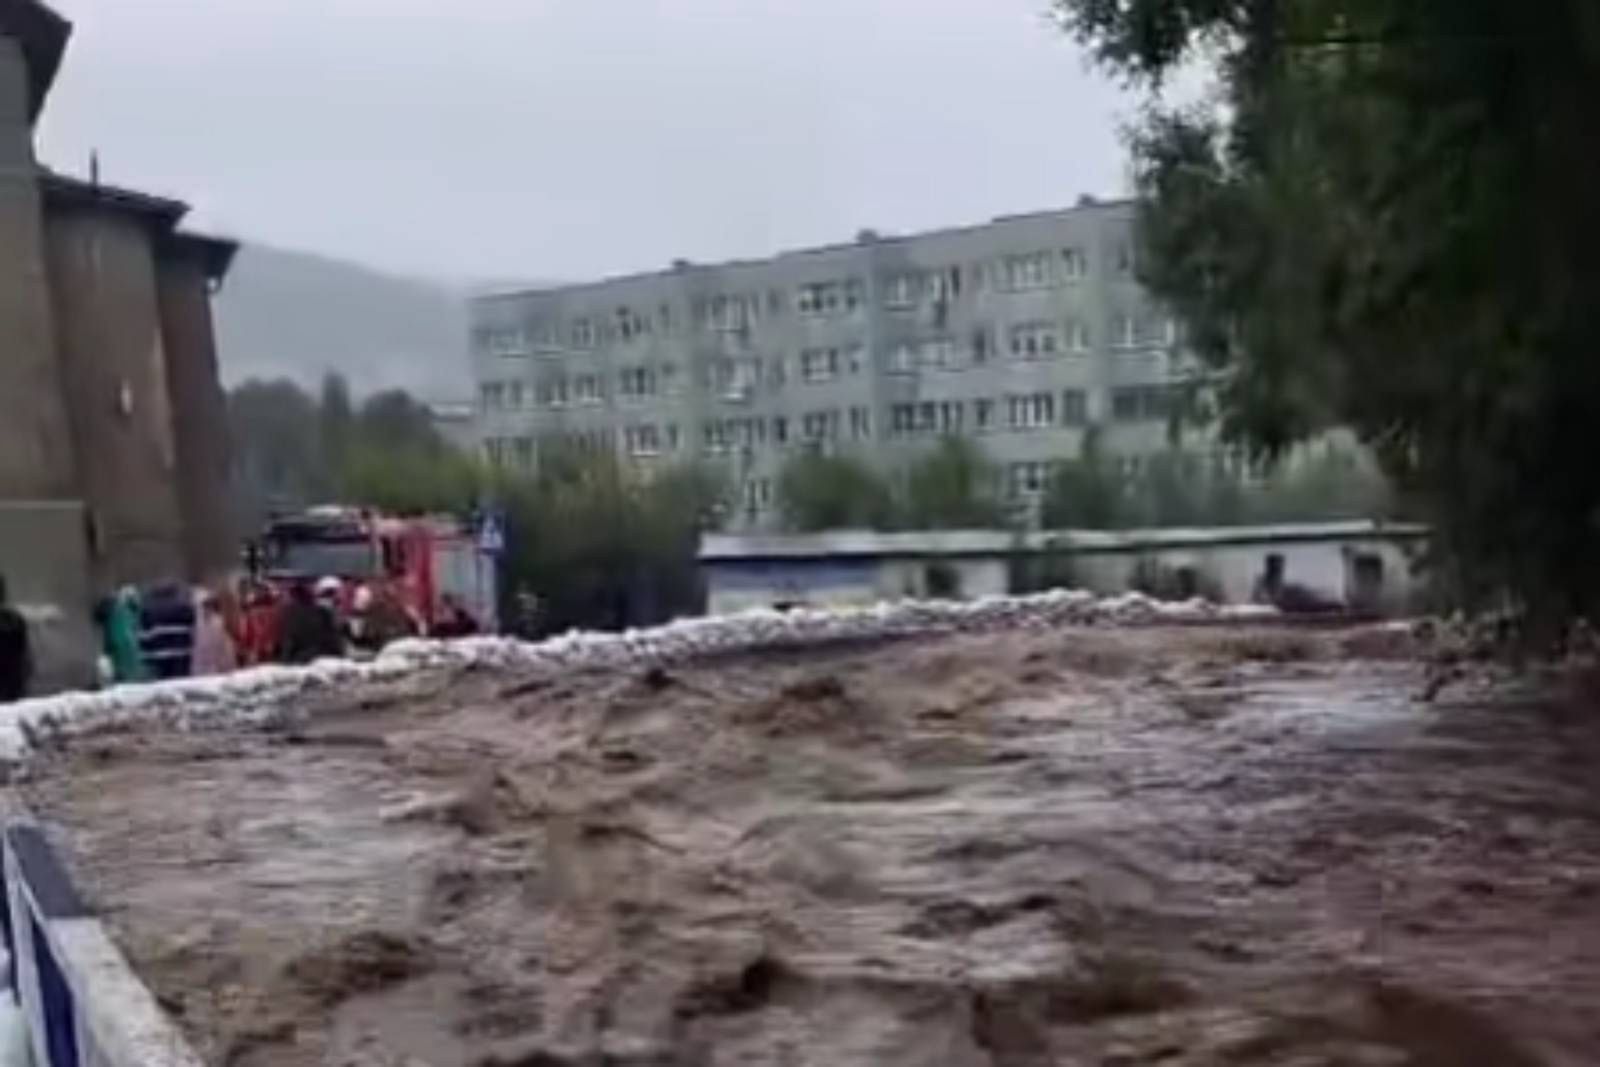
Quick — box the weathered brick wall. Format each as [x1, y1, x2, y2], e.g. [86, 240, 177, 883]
[0, 35, 77, 502]
[43, 208, 186, 589]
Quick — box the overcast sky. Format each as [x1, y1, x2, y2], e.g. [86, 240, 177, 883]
[36, 0, 1146, 285]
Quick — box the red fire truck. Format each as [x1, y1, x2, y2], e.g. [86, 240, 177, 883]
[241, 507, 498, 661]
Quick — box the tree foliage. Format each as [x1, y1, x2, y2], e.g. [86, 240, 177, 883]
[499, 447, 724, 635]
[776, 451, 898, 532]
[903, 437, 1010, 529]
[1055, 0, 1600, 632]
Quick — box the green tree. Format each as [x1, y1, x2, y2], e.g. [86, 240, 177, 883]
[1041, 429, 1126, 529]
[356, 390, 446, 456]
[903, 437, 1011, 529]
[1055, 0, 1600, 635]
[318, 372, 355, 474]
[776, 451, 897, 531]
[499, 449, 722, 634]
[228, 378, 329, 526]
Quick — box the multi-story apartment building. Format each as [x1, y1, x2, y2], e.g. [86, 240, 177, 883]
[471, 198, 1201, 529]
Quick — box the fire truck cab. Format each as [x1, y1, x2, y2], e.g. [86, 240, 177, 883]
[251, 507, 497, 642]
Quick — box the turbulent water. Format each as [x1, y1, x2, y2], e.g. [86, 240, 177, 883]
[20, 626, 1600, 1066]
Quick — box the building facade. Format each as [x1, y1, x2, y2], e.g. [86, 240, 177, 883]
[2, 0, 236, 686]
[472, 199, 1200, 529]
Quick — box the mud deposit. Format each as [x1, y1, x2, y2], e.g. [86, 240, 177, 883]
[18, 627, 1600, 1066]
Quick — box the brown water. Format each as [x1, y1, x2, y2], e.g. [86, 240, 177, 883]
[19, 627, 1600, 1066]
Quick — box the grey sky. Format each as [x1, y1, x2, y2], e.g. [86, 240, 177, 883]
[35, 0, 1143, 285]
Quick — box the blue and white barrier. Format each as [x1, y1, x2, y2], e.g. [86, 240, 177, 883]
[0, 822, 200, 1067]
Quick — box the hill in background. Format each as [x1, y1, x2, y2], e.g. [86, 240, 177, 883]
[213, 244, 485, 402]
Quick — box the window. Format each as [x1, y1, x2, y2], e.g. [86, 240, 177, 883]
[891, 404, 917, 435]
[935, 401, 964, 434]
[1010, 322, 1062, 360]
[743, 478, 774, 513]
[1008, 462, 1051, 499]
[1007, 392, 1056, 430]
[711, 358, 759, 399]
[1062, 247, 1089, 280]
[625, 425, 663, 456]
[574, 374, 604, 404]
[890, 339, 957, 372]
[1063, 319, 1091, 353]
[1111, 385, 1179, 423]
[537, 377, 569, 408]
[1003, 252, 1056, 290]
[666, 424, 681, 451]
[972, 327, 991, 364]
[797, 280, 861, 316]
[1115, 243, 1136, 275]
[619, 366, 658, 399]
[615, 307, 650, 341]
[850, 406, 872, 440]
[884, 274, 920, 309]
[703, 422, 734, 454]
[769, 356, 788, 387]
[572, 318, 596, 348]
[1111, 314, 1138, 350]
[657, 304, 674, 333]
[801, 347, 842, 383]
[926, 267, 961, 302]
[660, 363, 680, 394]
[1062, 389, 1088, 426]
[507, 381, 525, 410]
[513, 437, 535, 468]
[802, 410, 840, 442]
[706, 295, 756, 332]
[773, 416, 789, 444]
[485, 437, 506, 466]
[480, 382, 505, 411]
[482, 328, 530, 358]
[974, 398, 994, 431]
[920, 337, 957, 369]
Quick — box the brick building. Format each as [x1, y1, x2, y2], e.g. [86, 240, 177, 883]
[1, 0, 236, 686]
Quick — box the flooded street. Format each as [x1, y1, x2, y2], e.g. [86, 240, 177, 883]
[19, 626, 1600, 1066]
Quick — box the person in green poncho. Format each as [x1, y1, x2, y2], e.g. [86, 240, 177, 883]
[96, 587, 147, 685]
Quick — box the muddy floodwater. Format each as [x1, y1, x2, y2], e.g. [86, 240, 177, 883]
[18, 626, 1600, 1066]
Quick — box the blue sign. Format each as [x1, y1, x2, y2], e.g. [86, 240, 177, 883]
[477, 513, 506, 555]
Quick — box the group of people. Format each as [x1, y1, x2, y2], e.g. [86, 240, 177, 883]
[94, 580, 241, 685]
[0, 568, 486, 703]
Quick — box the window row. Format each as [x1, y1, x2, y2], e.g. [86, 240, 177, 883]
[703, 407, 876, 452]
[478, 245, 1144, 356]
[889, 391, 1091, 436]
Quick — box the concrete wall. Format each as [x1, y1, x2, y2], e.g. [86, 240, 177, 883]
[705, 555, 1008, 615]
[0, 36, 77, 502]
[0, 502, 95, 692]
[43, 208, 186, 589]
[1056, 537, 1421, 613]
[156, 242, 235, 583]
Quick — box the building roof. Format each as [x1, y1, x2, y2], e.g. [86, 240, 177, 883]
[699, 521, 1429, 563]
[38, 170, 190, 226]
[0, 0, 69, 122]
[165, 230, 240, 283]
[473, 197, 1136, 305]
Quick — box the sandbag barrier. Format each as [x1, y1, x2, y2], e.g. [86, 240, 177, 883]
[0, 590, 1276, 765]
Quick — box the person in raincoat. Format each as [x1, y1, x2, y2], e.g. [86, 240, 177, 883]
[190, 590, 238, 676]
[99, 586, 147, 685]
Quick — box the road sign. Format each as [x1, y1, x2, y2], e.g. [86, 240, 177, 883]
[477, 513, 505, 556]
